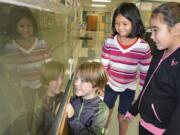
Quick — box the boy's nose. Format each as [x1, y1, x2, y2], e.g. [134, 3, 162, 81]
[150, 33, 154, 40]
[74, 80, 80, 86]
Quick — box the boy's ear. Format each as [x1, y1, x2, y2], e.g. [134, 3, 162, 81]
[173, 23, 180, 36]
[92, 85, 99, 91]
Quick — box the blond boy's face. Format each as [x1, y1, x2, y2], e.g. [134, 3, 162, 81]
[48, 75, 63, 97]
[74, 74, 97, 99]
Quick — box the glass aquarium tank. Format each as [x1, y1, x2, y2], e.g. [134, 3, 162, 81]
[0, 0, 81, 135]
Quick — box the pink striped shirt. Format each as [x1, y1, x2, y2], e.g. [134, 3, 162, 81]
[101, 35, 151, 92]
[5, 38, 52, 89]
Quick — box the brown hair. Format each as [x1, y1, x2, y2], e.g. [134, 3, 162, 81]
[75, 61, 108, 90]
[40, 61, 65, 85]
[151, 2, 180, 27]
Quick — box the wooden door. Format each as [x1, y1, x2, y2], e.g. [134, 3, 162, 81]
[87, 15, 98, 31]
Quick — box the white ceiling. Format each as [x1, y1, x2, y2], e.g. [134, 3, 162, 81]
[80, 0, 138, 11]
[80, 0, 180, 12]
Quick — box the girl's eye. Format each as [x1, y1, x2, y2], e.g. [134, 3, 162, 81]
[115, 23, 128, 26]
[19, 24, 33, 28]
[19, 24, 24, 28]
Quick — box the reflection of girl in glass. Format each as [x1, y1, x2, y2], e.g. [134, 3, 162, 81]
[5, 6, 52, 132]
[6, 6, 52, 89]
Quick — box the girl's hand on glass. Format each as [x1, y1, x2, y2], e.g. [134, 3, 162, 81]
[66, 103, 74, 118]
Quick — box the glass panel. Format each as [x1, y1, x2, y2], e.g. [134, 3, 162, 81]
[0, 2, 75, 135]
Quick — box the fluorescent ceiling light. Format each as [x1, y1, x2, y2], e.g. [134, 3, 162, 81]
[92, 0, 111, 2]
[91, 4, 106, 7]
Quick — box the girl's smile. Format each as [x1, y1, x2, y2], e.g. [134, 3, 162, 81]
[17, 17, 33, 39]
[115, 14, 132, 38]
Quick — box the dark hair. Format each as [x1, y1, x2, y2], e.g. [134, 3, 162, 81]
[7, 6, 38, 38]
[151, 2, 180, 27]
[112, 2, 145, 37]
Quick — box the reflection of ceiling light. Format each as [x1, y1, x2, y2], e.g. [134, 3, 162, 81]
[92, 0, 111, 2]
[91, 4, 106, 7]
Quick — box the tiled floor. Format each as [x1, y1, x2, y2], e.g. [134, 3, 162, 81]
[105, 97, 140, 135]
[80, 30, 140, 135]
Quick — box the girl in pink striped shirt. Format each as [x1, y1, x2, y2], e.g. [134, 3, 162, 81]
[5, 6, 52, 133]
[101, 2, 151, 135]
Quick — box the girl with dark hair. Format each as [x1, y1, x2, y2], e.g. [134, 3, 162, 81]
[5, 6, 52, 133]
[125, 2, 180, 135]
[7, 6, 38, 38]
[101, 2, 152, 135]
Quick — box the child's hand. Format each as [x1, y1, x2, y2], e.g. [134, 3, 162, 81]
[124, 117, 131, 123]
[123, 112, 134, 122]
[66, 103, 74, 118]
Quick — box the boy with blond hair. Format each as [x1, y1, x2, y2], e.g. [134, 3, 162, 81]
[66, 61, 109, 135]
